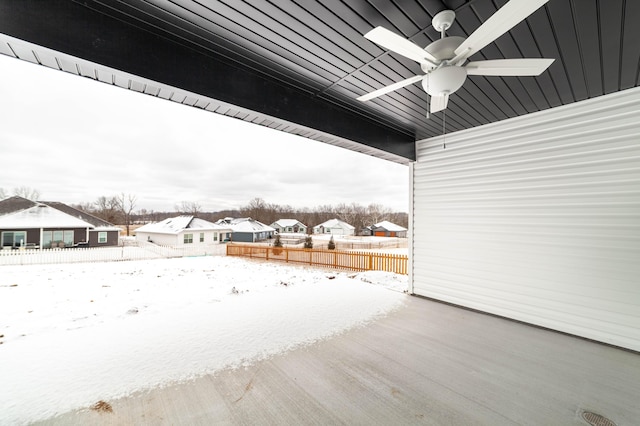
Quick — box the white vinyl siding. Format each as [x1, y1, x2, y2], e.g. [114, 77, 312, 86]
[411, 87, 640, 352]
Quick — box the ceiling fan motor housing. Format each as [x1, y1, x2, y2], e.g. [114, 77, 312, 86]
[422, 66, 467, 96]
[421, 36, 465, 72]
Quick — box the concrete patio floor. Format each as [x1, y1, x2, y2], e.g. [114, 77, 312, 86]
[39, 295, 640, 425]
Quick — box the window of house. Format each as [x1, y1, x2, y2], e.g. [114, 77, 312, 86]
[199, 233, 204, 242]
[184, 233, 193, 244]
[98, 232, 108, 243]
[42, 230, 74, 248]
[214, 233, 218, 242]
[63, 230, 74, 246]
[42, 231, 52, 248]
[2, 231, 27, 248]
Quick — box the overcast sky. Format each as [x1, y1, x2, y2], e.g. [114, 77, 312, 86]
[0, 54, 409, 213]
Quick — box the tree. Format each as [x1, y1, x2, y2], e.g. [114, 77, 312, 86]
[273, 233, 283, 255]
[176, 201, 201, 216]
[13, 186, 40, 200]
[94, 195, 121, 224]
[241, 197, 266, 219]
[116, 193, 137, 236]
[0, 188, 7, 200]
[366, 203, 392, 226]
[304, 235, 313, 249]
[336, 202, 366, 235]
[327, 235, 336, 250]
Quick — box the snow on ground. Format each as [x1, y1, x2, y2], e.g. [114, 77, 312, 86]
[0, 256, 407, 425]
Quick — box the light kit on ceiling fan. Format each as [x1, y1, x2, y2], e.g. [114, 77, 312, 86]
[356, 0, 555, 116]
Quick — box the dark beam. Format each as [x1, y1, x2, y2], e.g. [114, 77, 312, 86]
[0, 0, 415, 160]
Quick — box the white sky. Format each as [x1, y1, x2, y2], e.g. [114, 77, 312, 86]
[0, 54, 409, 213]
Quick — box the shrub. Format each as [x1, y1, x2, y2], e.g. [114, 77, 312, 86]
[304, 235, 313, 249]
[273, 234, 283, 255]
[328, 235, 336, 250]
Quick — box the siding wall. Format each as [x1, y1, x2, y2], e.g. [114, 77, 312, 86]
[411, 87, 640, 351]
[88, 230, 119, 247]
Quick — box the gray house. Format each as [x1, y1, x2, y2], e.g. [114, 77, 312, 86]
[0, 196, 120, 249]
[363, 220, 407, 238]
[216, 217, 275, 242]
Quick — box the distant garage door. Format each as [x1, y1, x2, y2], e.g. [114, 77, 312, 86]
[410, 87, 640, 352]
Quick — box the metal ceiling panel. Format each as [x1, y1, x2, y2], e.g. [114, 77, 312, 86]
[0, 0, 638, 162]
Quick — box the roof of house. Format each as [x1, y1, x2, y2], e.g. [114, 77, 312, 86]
[372, 221, 407, 232]
[271, 219, 305, 228]
[39, 201, 117, 229]
[314, 218, 355, 230]
[0, 196, 120, 230]
[217, 217, 275, 233]
[0, 196, 37, 215]
[0, 204, 95, 229]
[136, 216, 231, 234]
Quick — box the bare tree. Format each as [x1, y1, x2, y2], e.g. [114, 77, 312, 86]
[176, 201, 202, 216]
[0, 187, 7, 200]
[13, 186, 40, 200]
[336, 202, 366, 234]
[365, 203, 392, 226]
[116, 193, 137, 236]
[94, 195, 121, 224]
[241, 197, 266, 220]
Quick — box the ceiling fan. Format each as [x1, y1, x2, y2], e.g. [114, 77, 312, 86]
[357, 0, 554, 115]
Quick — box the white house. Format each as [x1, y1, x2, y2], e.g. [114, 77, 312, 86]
[270, 219, 307, 234]
[134, 216, 232, 246]
[313, 218, 355, 236]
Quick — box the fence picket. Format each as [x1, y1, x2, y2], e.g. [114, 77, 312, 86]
[0, 242, 227, 266]
[226, 244, 407, 275]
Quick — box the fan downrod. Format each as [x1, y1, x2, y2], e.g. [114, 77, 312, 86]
[432, 10, 456, 38]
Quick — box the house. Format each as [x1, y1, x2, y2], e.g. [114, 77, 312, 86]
[38, 201, 121, 246]
[134, 216, 232, 246]
[216, 217, 275, 242]
[363, 220, 407, 238]
[0, 196, 120, 249]
[313, 218, 355, 236]
[270, 219, 307, 234]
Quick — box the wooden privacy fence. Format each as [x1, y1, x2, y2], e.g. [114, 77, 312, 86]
[226, 244, 408, 275]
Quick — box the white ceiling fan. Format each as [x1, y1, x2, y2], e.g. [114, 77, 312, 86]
[357, 0, 554, 115]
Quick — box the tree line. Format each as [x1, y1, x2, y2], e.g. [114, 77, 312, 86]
[76, 196, 408, 235]
[0, 188, 407, 235]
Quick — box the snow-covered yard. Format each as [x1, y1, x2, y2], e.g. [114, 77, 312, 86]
[0, 256, 407, 425]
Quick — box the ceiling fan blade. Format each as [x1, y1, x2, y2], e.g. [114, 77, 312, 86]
[453, 0, 550, 63]
[364, 27, 438, 66]
[465, 58, 554, 76]
[430, 93, 449, 113]
[357, 75, 424, 102]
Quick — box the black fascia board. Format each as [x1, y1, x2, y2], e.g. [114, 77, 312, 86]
[0, 0, 415, 160]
